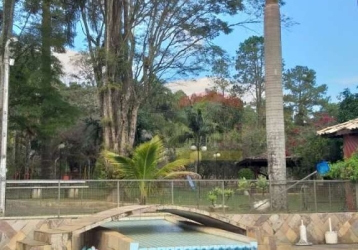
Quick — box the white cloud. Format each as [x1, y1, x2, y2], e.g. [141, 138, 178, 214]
[165, 77, 215, 96]
[55, 51, 254, 104]
[54, 50, 84, 84]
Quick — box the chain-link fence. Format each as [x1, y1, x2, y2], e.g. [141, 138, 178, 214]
[3, 179, 357, 217]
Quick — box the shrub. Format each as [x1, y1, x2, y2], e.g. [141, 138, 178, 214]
[238, 177, 251, 192]
[256, 175, 268, 196]
[328, 153, 358, 181]
[238, 168, 255, 179]
[207, 187, 234, 206]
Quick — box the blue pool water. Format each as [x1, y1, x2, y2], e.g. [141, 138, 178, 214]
[103, 219, 257, 250]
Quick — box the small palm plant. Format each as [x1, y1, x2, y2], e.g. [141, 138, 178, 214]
[256, 175, 269, 196]
[207, 187, 233, 208]
[103, 135, 197, 204]
[238, 177, 255, 207]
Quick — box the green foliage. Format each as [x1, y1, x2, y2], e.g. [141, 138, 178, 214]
[7, 0, 297, 179]
[175, 94, 244, 156]
[207, 187, 234, 206]
[209, 49, 233, 95]
[337, 87, 358, 123]
[92, 156, 111, 179]
[286, 125, 342, 178]
[328, 154, 358, 181]
[283, 66, 329, 126]
[103, 136, 195, 204]
[10, 40, 78, 138]
[237, 177, 253, 192]
[239, 107, 267, 157]
[234, 36, 265, 124]
[238, 168, 255, 180]
[256, 175, 268, 195]
[60, 83, 99, 118]
[22, 0, 80, 49]
[207, 191, 218, 206]
[79, 0, 251, 153]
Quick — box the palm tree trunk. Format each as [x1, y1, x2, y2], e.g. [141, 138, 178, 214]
[264, 0, 287, 210]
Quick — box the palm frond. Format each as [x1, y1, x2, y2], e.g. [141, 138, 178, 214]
[102, 135, 201, 204]
[102, 150, 135, 178]
[133, 135, 162, 179]
[156, 158, 191, 177]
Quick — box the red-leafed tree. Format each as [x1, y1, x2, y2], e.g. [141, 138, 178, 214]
[179, 91, 243, 109]
[178, 90, 244, 152]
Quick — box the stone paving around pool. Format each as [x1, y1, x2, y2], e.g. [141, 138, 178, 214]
[232, 212, 358, 245]
[292, 243, 358, 250]
[2, 205, 358, 250]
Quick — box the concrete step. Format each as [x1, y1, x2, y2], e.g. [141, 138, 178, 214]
[33, 229, 71, 249]
[16, 238, 51, 250]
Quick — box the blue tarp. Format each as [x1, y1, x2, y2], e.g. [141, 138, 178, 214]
[316, 161, 330, 175]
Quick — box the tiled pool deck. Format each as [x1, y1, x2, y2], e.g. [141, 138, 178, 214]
[292, 244, 358, 250]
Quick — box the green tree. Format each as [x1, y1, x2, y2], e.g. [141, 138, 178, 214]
[209, 49, 233, 96]
[9, 33, 78, 179]
[337, 87, 358, 123]
[6, 0, 82, 178]
[31, 0, 79, 178]
[103, 135, 195, 204]
[283, 66, 328, 126]
[136, 79, 191, 154]
[264, 0, 287, 210]
[235, 36, 265, 124]
[56, 83, 101, 178]
[80, 0, 257, 155]
[240, 106, 266, 157]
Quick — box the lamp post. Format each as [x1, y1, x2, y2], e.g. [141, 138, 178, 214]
[189, 109, 207, 174]
[213, 152, 221, 179]
[0, 37, 17, 215]
[58, 143, 65, 179]
[190, 144, 207, 174]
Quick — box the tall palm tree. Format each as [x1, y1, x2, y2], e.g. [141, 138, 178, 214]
[264, 0, 287, 210]
[104, 136, 197, 204]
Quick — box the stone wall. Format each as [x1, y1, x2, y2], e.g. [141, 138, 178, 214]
[1, 212, 358, 250]
[0, 217, 75, 250]
[84, 227, 139, 250]
[227, 212, 358, 246]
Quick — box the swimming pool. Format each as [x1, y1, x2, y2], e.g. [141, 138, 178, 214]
[102, 219, 257, 250]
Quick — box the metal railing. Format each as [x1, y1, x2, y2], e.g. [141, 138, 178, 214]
[3, 179, 357, 217]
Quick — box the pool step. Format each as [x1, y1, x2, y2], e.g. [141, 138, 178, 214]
[16, 238, 51, 250]
[33, 229, 71, 249]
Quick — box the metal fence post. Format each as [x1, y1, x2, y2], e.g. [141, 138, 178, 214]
[328, 182, 332, 211]
[196, 180, 199, 209]
[171, 181, 174, 205]
[117, 180, 120, 207]
[269, 179, 273, 211]
[313, 180, 318, 212]
[57, 180, 61, 217]
[222, 180, 225, 214]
